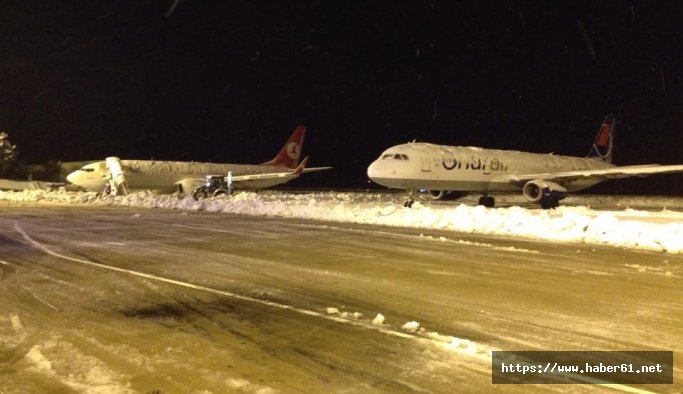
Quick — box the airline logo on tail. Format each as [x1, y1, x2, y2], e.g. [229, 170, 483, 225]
[261, 126, 306, 169]
[286, 142, 301, 160]
[587, 114, 615, 162]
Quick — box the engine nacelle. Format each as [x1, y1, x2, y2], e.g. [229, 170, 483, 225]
[522, 179, 566, 203]
[428, 190, 447, 200]
[426, 190, 467, 201]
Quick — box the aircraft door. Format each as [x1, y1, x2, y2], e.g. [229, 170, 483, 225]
[421, 155, 431, 172]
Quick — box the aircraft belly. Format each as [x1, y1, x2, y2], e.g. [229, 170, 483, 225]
[370, 177, 517, 192]
[237, 178, 290, 189]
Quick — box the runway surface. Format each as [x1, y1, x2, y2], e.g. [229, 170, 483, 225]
[0, 205, 680, 393]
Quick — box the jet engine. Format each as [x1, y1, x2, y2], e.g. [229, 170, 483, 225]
[105, 156, 129, 196]
[428, 190, 447, 200]
[522, 179, 566, 203]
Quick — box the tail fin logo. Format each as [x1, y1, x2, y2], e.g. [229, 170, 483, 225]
[286, 142, 301, 160]
[260, 126, 306, 169]
[596, 122, 612, 147]
[587, 114, 615, 162]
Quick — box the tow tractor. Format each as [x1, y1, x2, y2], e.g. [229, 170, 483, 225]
[192, 172, 233, 200]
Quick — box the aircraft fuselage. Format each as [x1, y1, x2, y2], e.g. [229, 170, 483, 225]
[367, 143, 613, 193]
[68, 160, 293, 193]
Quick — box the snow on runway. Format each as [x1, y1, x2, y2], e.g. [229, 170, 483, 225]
[14, 219, 492, 359]
[1, 189, 683, 253]
[0, 205, 680, 392]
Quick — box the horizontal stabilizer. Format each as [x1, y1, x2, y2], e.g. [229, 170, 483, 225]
[230, 156, 310, 186]
[302, 166, 333, 174]
[293, 156, 309, 175]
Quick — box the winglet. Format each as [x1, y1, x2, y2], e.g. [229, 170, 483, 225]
[261, 126, 306, 169]
[587, 115, 615, 162]
[293, 156, 309, 176]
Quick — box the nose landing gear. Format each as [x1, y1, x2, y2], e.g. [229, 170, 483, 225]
[478, 195, 495, 208]
[404, 189, 416, 208]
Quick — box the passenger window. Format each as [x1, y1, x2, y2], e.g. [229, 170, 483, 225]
[81, 168, 94, 172]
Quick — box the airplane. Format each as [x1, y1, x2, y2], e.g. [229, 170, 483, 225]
[367, 115, 683, 209]
[66, 126, 331, 195]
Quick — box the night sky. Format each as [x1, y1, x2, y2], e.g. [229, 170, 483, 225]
[1, 1, 682, 192]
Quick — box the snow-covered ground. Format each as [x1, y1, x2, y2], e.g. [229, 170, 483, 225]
[1, 205, 680, 392]
[2, 189, 683, 253]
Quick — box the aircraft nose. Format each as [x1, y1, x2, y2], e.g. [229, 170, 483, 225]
[367, 159, 397, 188]
[66, 171, 78, 185]
[367, 160, 381, 180]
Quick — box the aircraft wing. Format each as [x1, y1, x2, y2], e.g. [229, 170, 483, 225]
[506, 164, 683, 185]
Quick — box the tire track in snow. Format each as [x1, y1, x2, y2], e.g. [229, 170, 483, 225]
[14, 220, 419, 341]
[0, 259, 14, 281]
[13, 220, 656, 392]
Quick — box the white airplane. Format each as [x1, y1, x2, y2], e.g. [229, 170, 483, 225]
[66, 126, 331, 195]
[367, 115, 683, 208]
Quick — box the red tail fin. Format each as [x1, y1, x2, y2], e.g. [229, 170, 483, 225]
[587, 115, 615, 162]
[261, 126, 306, 169]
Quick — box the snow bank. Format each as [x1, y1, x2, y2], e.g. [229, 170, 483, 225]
[2, 189, 683, 253]
[372, 313, 386, 326]
[401, 321, 420, 333]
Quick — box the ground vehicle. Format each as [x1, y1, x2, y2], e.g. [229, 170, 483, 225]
[192, 174, 233, 200]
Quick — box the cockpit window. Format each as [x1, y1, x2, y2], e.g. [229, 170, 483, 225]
[81, 167, 94, 172]
[381, 153, 409, 160]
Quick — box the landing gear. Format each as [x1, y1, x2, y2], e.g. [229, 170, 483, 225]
[540, 197, 560, 209]
[478, 195, 495, 208]
[540, 187, 562, 209]
[403, 189, 416, 208]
